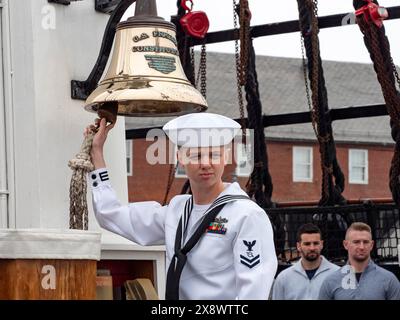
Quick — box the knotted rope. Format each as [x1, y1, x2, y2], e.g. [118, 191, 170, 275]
[68, 103, 118, 229]
[68, 132, 95, 230]
[244, 39, 273, 209]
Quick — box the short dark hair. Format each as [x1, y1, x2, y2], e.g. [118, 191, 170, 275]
[345, 222, 372, 239]
[296, 223, 322, 242]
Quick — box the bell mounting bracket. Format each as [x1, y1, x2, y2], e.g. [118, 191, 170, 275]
[48, 0, 83, 5]
[71, 0, 136, 100]
[48, 0, 123, 13]
[95, 0, 124, 14]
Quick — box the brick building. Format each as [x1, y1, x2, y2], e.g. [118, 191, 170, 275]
[125, 53, 394, 204]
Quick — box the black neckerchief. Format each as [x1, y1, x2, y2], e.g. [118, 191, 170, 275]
[165, 194, 249, 300]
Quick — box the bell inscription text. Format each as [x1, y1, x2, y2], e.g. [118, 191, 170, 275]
[145, 55, 176, 74]
[132, 46, 178, 56]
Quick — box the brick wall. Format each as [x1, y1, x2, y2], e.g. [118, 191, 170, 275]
[127, 139, 394, 204]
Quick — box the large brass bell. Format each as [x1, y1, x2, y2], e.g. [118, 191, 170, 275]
[84, 0, 207, 117]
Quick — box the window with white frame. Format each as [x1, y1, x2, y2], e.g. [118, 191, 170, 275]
[293, 146, 313, 182]
[175, 161, 187, 178]
[126, 140, 132, 176]
[349, 149, 368, 184]
[235, 142, 253, 177]
[175, 147, 187, 178]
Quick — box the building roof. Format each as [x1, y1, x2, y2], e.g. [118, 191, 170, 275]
[125, 52, 394, 145]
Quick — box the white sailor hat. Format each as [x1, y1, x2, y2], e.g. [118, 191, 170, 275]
[162, 113, 241, 148]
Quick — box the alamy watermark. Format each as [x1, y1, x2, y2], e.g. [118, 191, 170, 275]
[41, 264, 56, 290]
[341, 12, 356, 26]
[341, 265, 357, 290]
[144, 128, 255, 168]
[41, 4, 56, 30]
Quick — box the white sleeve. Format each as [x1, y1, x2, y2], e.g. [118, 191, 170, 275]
[233, 208, 278, 299]
[90, 169, 166, 246]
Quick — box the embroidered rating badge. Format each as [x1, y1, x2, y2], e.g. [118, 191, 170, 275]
[206, 216, 228, 235]
[240, 240, 260, 269]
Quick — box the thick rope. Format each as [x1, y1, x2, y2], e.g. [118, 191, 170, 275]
[233, 4, 273, 208]
[68, 132, 95, 230]
[243, 37, 286, 261]
[353, 0, 400, 205]
[244, 40, 273, 208]
[297, 0, 346, 206]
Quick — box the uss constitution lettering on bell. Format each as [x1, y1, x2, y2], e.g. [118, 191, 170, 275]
[152, 30, 178, 46]
[132, 32, 150, 42]
[131, 45, 179, 55]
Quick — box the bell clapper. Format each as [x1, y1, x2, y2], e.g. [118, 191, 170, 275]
[96, 102, 118, 128]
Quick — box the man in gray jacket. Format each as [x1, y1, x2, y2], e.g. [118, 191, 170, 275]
[272, 223, 339, 300]
[319, 222, 400, 300]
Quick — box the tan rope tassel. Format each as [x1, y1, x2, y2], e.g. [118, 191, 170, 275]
[68, 132, 95, 230]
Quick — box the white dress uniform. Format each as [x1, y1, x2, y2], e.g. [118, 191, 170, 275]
[90, 171, 277, 299]
[90, 113, 278, 299]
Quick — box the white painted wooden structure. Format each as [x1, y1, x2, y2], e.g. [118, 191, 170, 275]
[0, 0, 166, 299]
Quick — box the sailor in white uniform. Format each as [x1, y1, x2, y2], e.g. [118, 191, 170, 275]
[87, 113, 278, 300]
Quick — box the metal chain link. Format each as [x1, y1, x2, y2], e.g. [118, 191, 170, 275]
[301, 0, 332, 203]
[390, 57, 400, 90]
[194, 52, 200, 86]
[239, 0, 251, 86]
[300, 33, 319, 139]
[199, 44, 207, 98]
[190, 46, 195, 80]
[233, 0, 247, 140]
[193, 43, 207, 99]
[313, 0, 318, 17]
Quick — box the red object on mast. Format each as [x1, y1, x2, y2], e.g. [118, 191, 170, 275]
[355, 0, 388, 28]
[180, 0, 209, 38]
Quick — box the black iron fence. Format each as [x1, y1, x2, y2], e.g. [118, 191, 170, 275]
[267, 202, 399, 265]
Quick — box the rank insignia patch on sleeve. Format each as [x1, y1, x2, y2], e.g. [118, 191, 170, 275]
[240, 240, 260, 268]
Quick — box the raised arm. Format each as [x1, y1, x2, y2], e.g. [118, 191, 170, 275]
[86, 118, 167, 246]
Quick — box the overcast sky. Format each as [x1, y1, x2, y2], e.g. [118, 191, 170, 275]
[125, 0, 400, 64]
